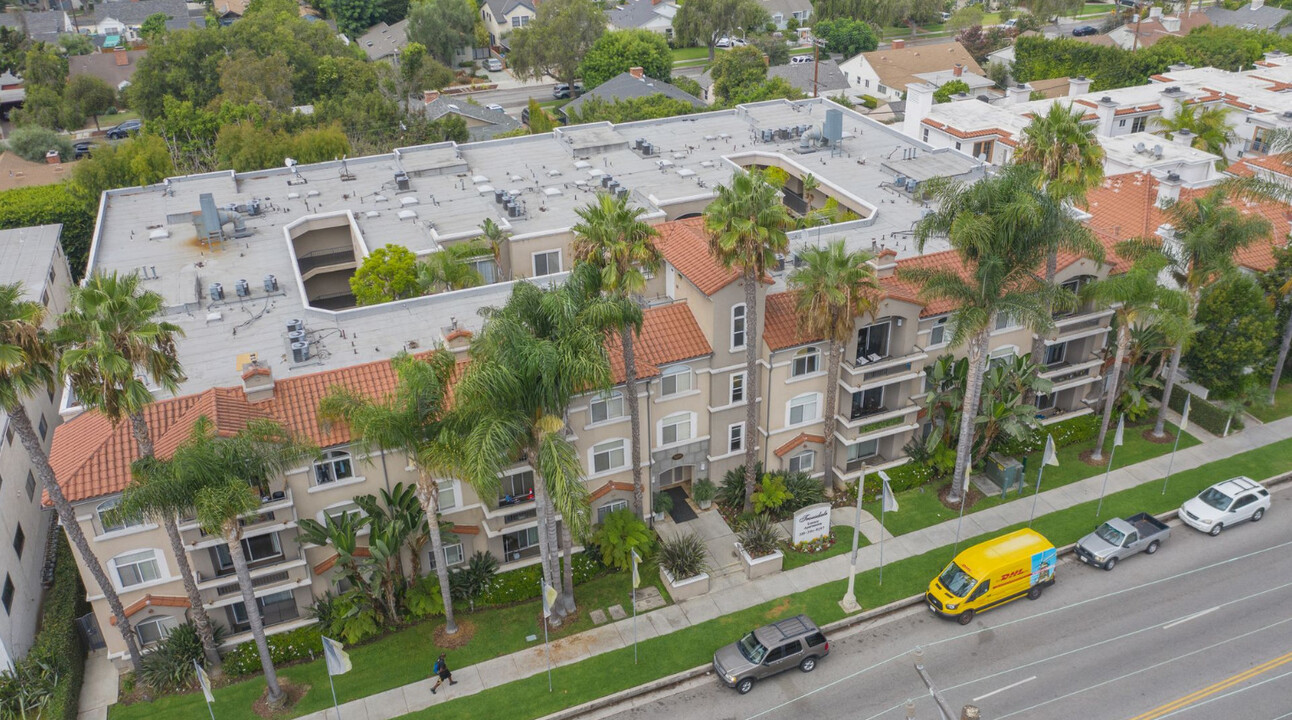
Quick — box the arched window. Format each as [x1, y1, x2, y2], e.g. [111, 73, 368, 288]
[792, 347, 821, 377]
[135, 616, 177, 647]
[96, 498, 143, 535]
[313, 448, 354, 486]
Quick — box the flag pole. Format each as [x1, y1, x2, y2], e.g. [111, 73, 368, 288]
[879, 484, 886, 586]
[194, 661, 215, 720]
[839, 465, 865, 613]
[951, 474, 970, 557]
[1096, 415, 1124, 518]
[631, 549, 639, 665]
[541, 579, 553, 693]
[328, 670, 340, 720]
[1162, 396, 1190, 496]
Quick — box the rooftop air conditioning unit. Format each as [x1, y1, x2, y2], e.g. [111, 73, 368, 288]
[264, 274, 278, 292]
[395, 171, 410, 192]
[286, 318, 304, 334]
[209, 283, 224, 301]
[291, 342, 311, 363]
[235, 279, 250, 297]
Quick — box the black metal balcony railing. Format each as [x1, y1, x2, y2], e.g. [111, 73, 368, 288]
[501, 545, 541, 563]
[296, 247, 355, 274]
[231, 601, 299, 634]
[497, 490, 535, 509]
[850, 404, 888, 421]
[214, 569, 291, 597]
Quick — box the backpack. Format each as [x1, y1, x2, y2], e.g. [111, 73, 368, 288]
[433, 659, 444, 674]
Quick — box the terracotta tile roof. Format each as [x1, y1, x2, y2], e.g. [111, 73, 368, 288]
[1114, 103, 1162, 116]
[763, 291, 822, 350]
[608, 302, 713, 383]
[653, 217, 746, 296]
[589, 481, 633, 501]
[773, 433, 824, 458]
[109, 594, 190, 625]
[1237, 153, 1292, 178]
[312, 546, 372, 575]
[921, 117, 1013, 140]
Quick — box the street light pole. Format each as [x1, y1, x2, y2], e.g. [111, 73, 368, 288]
[839, 464, 866, 613]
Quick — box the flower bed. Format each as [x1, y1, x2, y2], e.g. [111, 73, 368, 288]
[789, 532, 837, 555]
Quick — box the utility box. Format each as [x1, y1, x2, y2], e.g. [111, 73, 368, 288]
[985, 453, 1024, 497]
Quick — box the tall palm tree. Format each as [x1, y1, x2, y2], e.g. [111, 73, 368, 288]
[905, 166, 1080, 502]
[1015, 103, 1106, 362]
[185, 417, 316, 710]
[453, 266, 609, 619]
[0, 283, 148, 677]
[571, 192, 661, 517]
[479, 218, 511, 281]
[1270, 273, 1292, 402]
[1081, 251, 1190, 461]
[788, 241, 878, 491]
[1155, 103, 1233, 165]
[801, 173, 819, 210]
[1123, 188, 1270, 437]
[54, 272, 209, 668]
[704, 170, 792, 512]
[417, 242, 488, 295]
[317, 351, 462, 633]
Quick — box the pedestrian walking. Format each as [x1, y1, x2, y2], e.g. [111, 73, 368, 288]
[430, 653, 457, 694]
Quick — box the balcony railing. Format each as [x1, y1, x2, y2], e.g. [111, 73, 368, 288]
[296, 247, 355, 274]
[213, 569, 291, 597]
[501, 545, 541, 564]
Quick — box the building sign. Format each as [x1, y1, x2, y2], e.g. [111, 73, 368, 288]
[792, 502, 831, 545]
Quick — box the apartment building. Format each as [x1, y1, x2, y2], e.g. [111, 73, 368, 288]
[0, 225, 72, 671]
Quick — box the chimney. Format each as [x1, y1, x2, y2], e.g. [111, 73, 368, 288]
[1156, 173, 1182, 207]
[1158, 87, 1183, 122]
[869, 248, 899, 278]
[1252, 0, 1266, 9]
[45, 149, 60, 165]
[902, 83, 936, 140]
[241, 359, 275, 403]
[1006, 82, 1031, 105]
[629, 66, 644, 79]
[892, 38, 905, 50]
[953, 63, 963, 77]
[1068, 75, 1091, 97]
[114, 47, 129, 66]
[444, 327, 473, 351]
[1094, 95, 1118, 137]
[1173, 128, 1194, 147]
[423, 90, 439, 104]
[1160, 15, 1180, 32]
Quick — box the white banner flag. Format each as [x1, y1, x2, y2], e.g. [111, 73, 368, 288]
[1042, 434, 1059, 467]
[542, 581, 559, 619]
[322, 636, 352, 676]
[1113, 414, 1125, 448]
[1179, 394, 1191, 432]
[879, 470, 898, 513]
[630, 549, 641, 590]
[195, 661, 215, 703]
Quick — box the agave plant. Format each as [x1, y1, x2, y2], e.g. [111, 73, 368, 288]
[658, 533, 708, 581]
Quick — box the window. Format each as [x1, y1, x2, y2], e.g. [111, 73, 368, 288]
[661, 413, 693, 445]
[990, 347, 1017, 369]
[113, 549, 162, 588]
[1, 575, 12, 614]
[726, 372, 745, 405]
[972, 140, 994, 163]
[12, 525, 22, 559]
[1045, 342, 1066, 367]
[428, 543, 465, 569]
[878, 84, 888, 95]
[37, 415, 47, 441]
[596, 500, 629, 523]
[968, 579, 991, 602]
[503, 527, 539, 560]
[1035, 392, 1056, 411]
[851, 387, 884, 419]
[731, 304, 746, 349]
[532, 249, 560, 276]
[995, 313, 1014, 331]
[25, 472, 35, 502]
[846, 439, 879, 469]
[323, 504, 363, 525]
[136, 617, 177, 647]
[1118, 119, 1127, 128]
[230, 589, 297, 630]
[313, 448, 354, 486]
[215, 533, 283, 572]
[467, 257, 498, 284]
[792, 348, 820, 377]
[589, 392, 625, 424]
[788, 393, 820, 426]
[658, 465, 693, 486]
[591, 439, 627, 474]
[1131, 116, 1147, 133]
[97, 498, 144, 534]
[1253, 126, 1273, 153]
[922, 128, 929, 142]
[855, 322, 890, 362]
[728, 423, 744, 453]
[660, 365, 692, 396]
[499, 469, 535, 506]
[929, 316, 948, 347]
[788, 450, 815, 474]
[438, 480, 458, 512]
[510, 14, 530, 27]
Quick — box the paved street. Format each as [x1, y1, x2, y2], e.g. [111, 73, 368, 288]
[598, 484, 1292, 720]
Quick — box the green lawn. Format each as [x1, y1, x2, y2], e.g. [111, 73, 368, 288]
[400, 436, 1292, 720]
[1247, 382, 1292, 423]
[108, 571, 667, 720]
[671, 46, 714, 63]
[863, 422, 1199, 537]
[781, 527, 864, 571]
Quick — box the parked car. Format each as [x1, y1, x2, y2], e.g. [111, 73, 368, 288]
[1180, 477, 1270, 536]
[940, 10, 952, 21]
[484, 103, 505, 113]
[485, 57, 504, 72]
[105, 119, 142, 139]
[1002, 17, 1018, 27]
[789, 55, 813, 64]
[1072, 25, 1098, 36]
[712, 615, 829, 695]
[72, 140, 96, 159]
[552, 82, 584, 99]
[1076, 512, 1170, 571]
[927, 528, 1056, 625]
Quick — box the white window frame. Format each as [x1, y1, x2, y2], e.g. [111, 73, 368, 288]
[788, 449, 815, 474]
[660, 412, 694, 446]
[321, 502, 364, 525]
[313, 448, 354, 486]
[928, 316, 948, 347]
[597, 500, 629, 524]
[994, 312, 1016, 332]
[728, 422, 744, 453]
[731, 303, 747, 350]
[729, 372, 746, 404]
[112, 549, 164, 589]
[660, 365, 692, 397]
[590, 439, 628, 474]
[135, 616, 178, 647]
[438, 479, 460, 512]
[787, 393, 821, 426]
[532, 249, 561, 277]
[792, 347, 821, 377]
[429, 543, 466, 569]
[589, 391, 626, 424]
[96, 497, 144, 535]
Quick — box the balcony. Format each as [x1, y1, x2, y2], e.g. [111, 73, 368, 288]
[180, 489, 294, 533]
[1041, 358, 1103, 381]
[837, 403, 920, 433]
[198, 558, 309, 608]
[296, 247, 356, 275]
[1043, 309, 1115, 345]
[842, 349, 927, 385]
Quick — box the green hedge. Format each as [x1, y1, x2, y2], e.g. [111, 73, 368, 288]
[31, 533, 90, 720]
[1155, 385, 1242, 436]
[0, 184, 94, 280]
[221, 625, 323, 678]
[996, 413, 1101, 457]
[476, 552, 603, 607]
[859, 94, 879, 109]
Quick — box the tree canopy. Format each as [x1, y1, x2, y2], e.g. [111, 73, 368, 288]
[406, 0, 477, 65]
[565, 94, 697, 124]
[578, 30, 672, 88]
[1184, 274, 1277, 398]
[813, 18, 878, 57]
[671, 0, 768, 60]
[709, 44, 767, 104]
[350, 244, 422, 305]
[508, 0, 605, 87]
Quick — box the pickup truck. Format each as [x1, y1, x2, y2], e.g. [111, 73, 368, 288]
[1075, 512, 1170, 571]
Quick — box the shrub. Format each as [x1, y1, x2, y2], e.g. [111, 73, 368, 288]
[449, 551, 499, 612]
[139, 622, 219, 692]
[18, 533, 88, 720]
[5, 125, 75, 163]
[859, 94, 879, 109]
[692, 477, 716, 503]
[780, 471, 826, 513]
[718, 462, 762, 508]
[651, 491, 673, 515]
[752, 474, 791, 515]
[1156, 385, 1242, 436]
[222, 625, 323, 677]
[658, 532, 708, 581]
[738, 514, 781, 558]
[846, 461, 935, 503]
[592, 509, 653, 571]
[404, 575, 448, 620]
[475, 552, 604, 607]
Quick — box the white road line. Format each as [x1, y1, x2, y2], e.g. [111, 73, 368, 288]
[972, 676, 1036, 702]
[1161, 605, 1219, 630]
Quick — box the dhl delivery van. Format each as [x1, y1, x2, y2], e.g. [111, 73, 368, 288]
[926, 528, 1057, 625]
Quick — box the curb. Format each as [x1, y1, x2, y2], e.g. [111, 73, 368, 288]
[543, 470, 1292, 719]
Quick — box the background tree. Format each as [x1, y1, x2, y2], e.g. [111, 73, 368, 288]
[68, 135, 176, 211]
[5, 126, 74, 163]
[58, 34, 96, 56]
[709, 45, 766, 105]
[566, 94, 697, 124]
[947, 6, 985, 31]
[63, 76, 116, 131]
[416, 241, 487, 294]
[350, 244, 422, 305]
[140, 12, 170, 41]
[789, 241, 877, 491]
[218, 49, 294, 109]
[749, 35, 790, 66]
[932, 79, 971, 103]
[329, 0, 384, 37]
[705, 171, 791, 511]
[671, 0, 769, 61]
[813, 18, 878, 57]
[1155, 102, 1233, 163]
[525, 97, 556, 132]
[508, 0, 605, 90]
[407, 0, 477, 66]
[578, 30, 672, 88]
[1261, 246, 1292, 401]
[1184, 274, 1277, 398]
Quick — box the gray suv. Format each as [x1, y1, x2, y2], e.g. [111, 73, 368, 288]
[712, 615, 829, 694]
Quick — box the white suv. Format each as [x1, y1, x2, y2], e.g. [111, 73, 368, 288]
[1180, 477, 1270, 536]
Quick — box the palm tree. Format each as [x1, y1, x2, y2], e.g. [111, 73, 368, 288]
[1123, 188, 1271, 438]
[479, 218, 511, 281]
[1015, 103, 1106, 362]
[1081, 251, 1190, 461]
[0, 283, 148, 677]
[185, 417, 316, 710]
[54, 272, 210, 668]
[417, 242, 488, 294]
[801, 173, 819, 211]
[1155, 103, 1233, 164]
[905, 166, 1079, 502]
[453, 266, 609, 619]
[317, 351, 462, 633]
[1270, 274, 1292, 402]
[704, 170, 792, 512]
[571, 192, 661, 517]
[788, 241, 878, 491]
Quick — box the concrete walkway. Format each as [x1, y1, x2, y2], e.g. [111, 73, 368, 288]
[77, 650, 118, 720]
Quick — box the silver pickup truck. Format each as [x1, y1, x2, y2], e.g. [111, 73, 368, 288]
[1075, 512, 1170, 571]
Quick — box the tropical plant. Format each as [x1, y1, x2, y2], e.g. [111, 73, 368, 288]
[0, 656, 60, 719]
[591, 508, 653, 571]
[404, 576, 448, 620]
[737, 514, 781, 558]
[975, 355, 1052, 463]
[138, 622, 222, 692]
[691, 477, 716, 504]
[717, 462, 763, 509]
[416, 241, 488, 294]
[571, 191, 661, 516]
[186, 417, 317, 709]
[651, 491, 673, 516]
[449, 551, 499, 612]
[1116, 363, 1163, 423]
[1154, 102, 1233, 165]
[705, 170, 792, 511]
[479, 218, 509, 280]
[788, 240, 878, 490]
[905, 166, 1079, 501]
[1264, 248, 1292, 401]
[921, 354, 968, 445]
[780, 471, 826, 512]
[658, 532, 708, 581]
[318, 351, 462, 633]
[0, 283, 148, 677]
[296, 512, 374, 597]
[321, 589, 382, 645]
[751, 474, 791, 515]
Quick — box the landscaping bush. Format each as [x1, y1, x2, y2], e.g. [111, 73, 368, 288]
[848, 460, 935, 503]
[995, 412, 1100, 457]
[751, 474, 791, 515]
[139, 622, 218, 692]
[780, 471, 826, 512]
[651, 491, 673, 516]
[475, 552, 604, 607]
[1155, 385, 1242, 436]
[859, 94, 879, 109]
[717, 462, 763, 509]
[5, 125, 75, 163]
[404, 576, 448, 620]
[658, 532, 708, 581]
[222, 625, 323, 677]
[15, 533, 89, 720]
[591, 509, 653, 571]
[737, 515, 781, 558]
[692, 477, 716, 504]
[449, 551, 499, 612]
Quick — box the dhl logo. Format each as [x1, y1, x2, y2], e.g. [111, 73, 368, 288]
[1000, 568, 1027, 582]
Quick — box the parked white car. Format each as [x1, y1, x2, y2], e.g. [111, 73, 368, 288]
[1179, 477, 1270, 536]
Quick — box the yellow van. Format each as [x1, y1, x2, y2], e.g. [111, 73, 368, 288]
[926, 528, 1057, 625]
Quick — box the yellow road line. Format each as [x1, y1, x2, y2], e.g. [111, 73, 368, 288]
[1127, 650, 1292, 720]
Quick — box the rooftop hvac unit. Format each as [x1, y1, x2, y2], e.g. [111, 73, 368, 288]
[291, 342, 311, 363]
[494, 188, 507, 204]
[643, 143, 655, 156]
[601, 175, 613, 188]
[823, 109, 843, 144]
[792, 253, 804, 267]
[508, 202, 522, 218]
[286, 318, 304, 334]
[287, 329, 306, 345]
[778, 127, 790, 139]
[264, 274, 278, 292]
[209, 283, 224, 301]
[395, 171, 410, 191]
[905, 178, 918, 192]
[607, 180, 620, 193]
[635, 138, 646, 150]
[894, 174, 907, 186]
[614, 186, 628, 199]
[235, 279, 250, 297]
[760, 128, 773, 142]
[1152, 145, 1163, 158]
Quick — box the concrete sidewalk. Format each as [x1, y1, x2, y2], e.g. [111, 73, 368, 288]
[278, 414, 1292, 720]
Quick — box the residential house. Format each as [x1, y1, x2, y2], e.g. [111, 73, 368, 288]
[606, 0, 678, 37]
[838, 40, 985, 102]
[84, 0, 193, 42]
[1205, 0, 1291, 35]
[422, 91, 522, 141]
[357, 19, 410, 63]
[68, 48, 145, 93]
[759, 0, 811, 30]
[0, 9, 73, 44]
[1105, 11, 1209, 50]
[767, 59, 851, 99]
[562, 68, 705, 118]
[213, 0, 249, 25]
[480, 0, 536, 50]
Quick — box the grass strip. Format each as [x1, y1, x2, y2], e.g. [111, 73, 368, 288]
[781, 526, 864, 571]
[1247, 382, 1292, 423]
